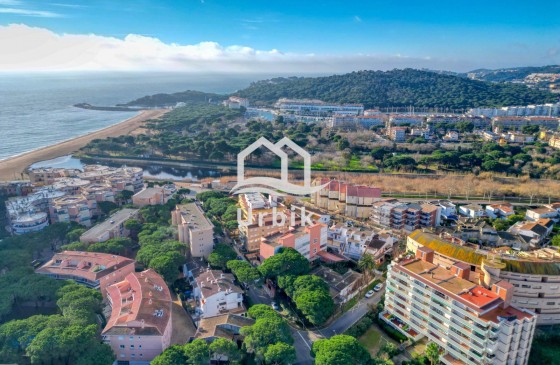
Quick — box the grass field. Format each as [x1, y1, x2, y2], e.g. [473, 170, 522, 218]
[358, 324, 396, 356]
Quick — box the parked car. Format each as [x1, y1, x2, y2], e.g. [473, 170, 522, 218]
[373, 283, 384, 292]
[365, 290, 375, 298]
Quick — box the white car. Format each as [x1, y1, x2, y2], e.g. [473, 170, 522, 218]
[365, 290, 375, 298]
[373, 283, 384, 292]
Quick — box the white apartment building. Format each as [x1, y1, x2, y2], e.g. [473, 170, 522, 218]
[193, 270, 245, 319]
[172, 203, 214, 258]
[469, 103, 560, 118]
[388, 114, 425, 126]
[275, 98, 364, 116]
[383, 248, 537, 365]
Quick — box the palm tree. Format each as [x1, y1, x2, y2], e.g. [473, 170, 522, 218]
[426, 342, 441, 365]
[358, 253, 376, 283]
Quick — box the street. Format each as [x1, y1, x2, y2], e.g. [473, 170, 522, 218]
[246, 281, 385, 365]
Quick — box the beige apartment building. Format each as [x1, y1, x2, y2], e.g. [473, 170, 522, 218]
[172, 203, 214, 258]
[311, 179, 381, 219]
[383, 249, 536, 365]
[80, 208, 139, 243]
[407, 229, 560, 325]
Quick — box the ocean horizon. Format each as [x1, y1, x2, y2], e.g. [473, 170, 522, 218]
[0, 72, 274, 161]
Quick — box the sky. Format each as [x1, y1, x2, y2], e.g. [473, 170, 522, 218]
[0, 0, 559, 73]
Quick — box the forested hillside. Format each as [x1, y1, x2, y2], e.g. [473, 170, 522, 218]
[467, 65, 560, 82]
[234, 69, 557, 108]
[123, 90, 227, 107]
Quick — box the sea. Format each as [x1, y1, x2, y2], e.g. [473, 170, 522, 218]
[0, 72, 267, 162]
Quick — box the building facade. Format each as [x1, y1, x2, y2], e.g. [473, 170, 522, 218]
[80, 208, 139, 243]
[383, 249, 536, 365]
[172, 203, 214, 258]
[103, 269, 172, 365]
[193, 270, 245, 319]
[259, 223, 327, 261]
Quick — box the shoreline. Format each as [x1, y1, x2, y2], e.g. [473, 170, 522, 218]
[0, 109, 168, 182]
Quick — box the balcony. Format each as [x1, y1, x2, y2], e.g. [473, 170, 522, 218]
[381, 311, 420, 339]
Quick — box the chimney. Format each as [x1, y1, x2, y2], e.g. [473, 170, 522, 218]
[452, 262, 470, 280]
[415, 246, 434, 263]
[492, 281, 514, 308]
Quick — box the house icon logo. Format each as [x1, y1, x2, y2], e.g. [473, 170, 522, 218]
[230, 136, 328, 196]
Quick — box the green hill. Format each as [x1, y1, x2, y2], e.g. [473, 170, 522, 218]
[234, 68, 557, 109]
[466, 65, 560, 82]
[122, 90, 227, 107]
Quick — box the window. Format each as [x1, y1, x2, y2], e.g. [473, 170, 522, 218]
[118, 336, 124, 340]
[130, 345, 135, 348]
[129, 336, 134, 340]
[119, 345, 125, 349]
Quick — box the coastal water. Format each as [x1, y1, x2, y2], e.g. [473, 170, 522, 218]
[0, 72, 265, 161]
[30, 155, 232, 181]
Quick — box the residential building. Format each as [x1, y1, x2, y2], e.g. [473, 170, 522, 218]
[549, 135, 560, 149]
[49, 195, 93, 227]
[328, 223, 395, 262]
[275, 98, 364, 116]
[331, 114, 384, 129]
[36, 251, 135, 292]
[525, 206, 558, 221]
[237, 193, 293, 252]
[260, 223, 327, 261]
[6, 188, 65, 235]
[469, 103, 560, 118]
[491, 116, 560, 132]
[508, 219, 553, 246]
[388, 114, 425, 126]
[431, 200, 458, 221]
[459, 204, 485, 218]
[312, 266, 363, 304]
[80, 208, 139, 243]
[132, 186, 174, 207]
[371, 200, 441, 231]
[102, 269, 172, 364]
[407, 229, 560, 325]
[382, 249, 536, 365]
[193, 270, 244, 319]
[194, 314, 255, 342]
[443, 131, 459, 141]
[387, 126, 407, 142]
[223, 96, 249, 109]
[364, 109, 382, 116]
[311, 179, 381, 218]
[485, 203, 515, 219]
[172, 203, 214, 258]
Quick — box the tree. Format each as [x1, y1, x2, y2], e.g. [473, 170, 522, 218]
[551, 234, 560, 247]
[492, 219, 510, 231]
[209, 338, 241, 364]
[426, 342, 441, 365]
[151, 345, 188, 365]
[264, 342, 297, 365]
[208, 244, 237, 269]
[241, 316, 293, 361]
[258, 248, 309, 279]
[66, 228, 86, 242]
[247, 304, 280, 320]
[124, 219, 142, 235]
[358, 253, 376, 281]
[148, 251, 185, 284]
[294, 288, 334, 325]
[312, 335, 371, 365]
[227, 260, 262, 284]
[98, 201, 119, 216]
[184, 339, 210, 365]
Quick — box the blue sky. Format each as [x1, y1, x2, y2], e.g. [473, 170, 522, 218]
[0, 0, 559, 72]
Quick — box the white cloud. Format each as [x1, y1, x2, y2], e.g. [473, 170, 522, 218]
[0, 0, 23, 5]
[0, 24, 481, 72]
[0, 7, 60, 17]
[354, 15, 362, 23]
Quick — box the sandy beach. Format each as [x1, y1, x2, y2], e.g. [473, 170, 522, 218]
[0, 109, 168, 181]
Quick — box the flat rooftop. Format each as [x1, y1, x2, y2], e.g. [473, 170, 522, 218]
[177, 203, 213, 231]
[80, 208, 139, 241]
[401, 259, 477, 297]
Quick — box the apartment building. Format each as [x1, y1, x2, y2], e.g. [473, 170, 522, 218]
[49, 195, 93, 227]
[259, 223, 327, 261]
[36, 251, 135, 292]
[470, 103, 560, 118]
[311, 179, 381, 218]
[132, 186, 174, 207]
[327, 223, 394, 262]
[491, 116, 560, 131]
[275, 98, 364, 116]
[103, 269, 172, 365]
[407, 229, 560, 325]
[388, 114, 425, 126]
[194, 314, 255, 342]
[223, 96, 250, 109]
[383, 249, 536, 365]
[172, 203, 214, 258]
[193, 270, 245, 319]
[80, 208, 139, 243]
[426, 115, 490, 129]
[387, 126, 407, 142]
[371, 200, 441, 231]
[6, 188, 65, 235]
[459, 204, 486, 218]
[331, 114, 385, 129]
[508, 219, 554, 246]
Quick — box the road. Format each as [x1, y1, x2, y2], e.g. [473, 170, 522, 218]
[246, 280, 385, 365]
